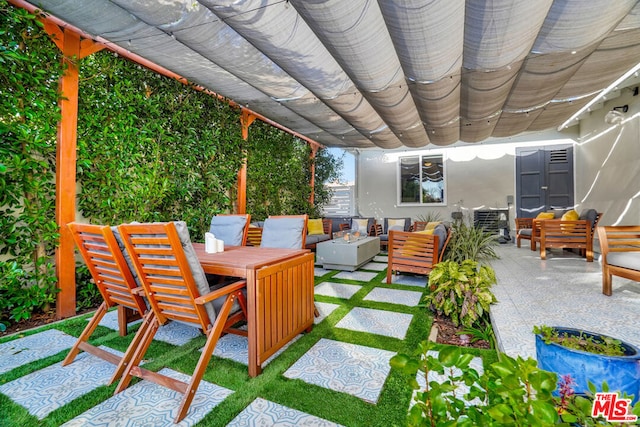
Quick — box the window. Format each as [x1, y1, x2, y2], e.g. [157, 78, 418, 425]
[398, 154, 445, 205]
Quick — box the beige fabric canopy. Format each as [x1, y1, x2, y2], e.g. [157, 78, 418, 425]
[22, 0, 640, 149]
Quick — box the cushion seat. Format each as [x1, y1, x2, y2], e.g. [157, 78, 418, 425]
[519, 228, 532, 237]
[306, 234, 331, 245]
[607, 252, 640, 271]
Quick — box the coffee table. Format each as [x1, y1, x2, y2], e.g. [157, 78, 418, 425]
[316, 236, 381, 271]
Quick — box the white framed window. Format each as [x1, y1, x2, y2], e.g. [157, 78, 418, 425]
[398, 154, 446, 205]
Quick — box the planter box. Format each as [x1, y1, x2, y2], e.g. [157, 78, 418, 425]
[536, 327, 640, 403]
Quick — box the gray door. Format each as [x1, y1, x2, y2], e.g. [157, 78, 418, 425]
[515, 145, 574, 218]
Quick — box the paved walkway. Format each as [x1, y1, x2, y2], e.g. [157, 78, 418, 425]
[2, 244, 637, 426]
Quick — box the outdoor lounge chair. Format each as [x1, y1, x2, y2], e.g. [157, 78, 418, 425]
[386, 223, 451, 284]
[115, 221, 247, 423]
[597, 225, 640, 296]
[209, 213, 251, 246]
[64, 222, 149, 384]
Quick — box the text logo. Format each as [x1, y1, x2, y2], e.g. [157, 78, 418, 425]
[591, 392, 637, 423]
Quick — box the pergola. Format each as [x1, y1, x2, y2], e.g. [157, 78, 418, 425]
[9, 0, 640, 318]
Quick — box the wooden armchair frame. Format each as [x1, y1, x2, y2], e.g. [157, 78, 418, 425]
[515, 217, 534, 248]
[385, 229, 451, 284]
[115, 222, 247, 423]
[597, 225, 640, 296]
[538, 219, 594, 261]
[65, 222, 149, 384]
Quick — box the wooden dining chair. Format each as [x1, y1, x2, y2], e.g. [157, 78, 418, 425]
[115, 221, 247, 423]
[64, 222, 149, 385]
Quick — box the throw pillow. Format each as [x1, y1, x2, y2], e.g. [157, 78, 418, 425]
[387, 218, 406, 232]
[414, 229, 434, 235]
[353, 218, 369, 233]
[426, 221, 440, 230]
[561, 210, 579, 221]
[308, 218, 324, 235]
[536, 212, 555, 220]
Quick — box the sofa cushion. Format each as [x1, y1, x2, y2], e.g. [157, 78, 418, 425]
[519, 228, 533, 237]
[607, 252, 640, 271]
[261, 217, 305, 249]
[306, 234, 330, 245]
[209, 215, 247, 246]
[579, 208, 598, 225]
[324, 216, 352, 233]
[308, 218, 325, 235]
[433, 223, 449, 253]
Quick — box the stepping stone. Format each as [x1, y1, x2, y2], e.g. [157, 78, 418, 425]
[95, 310, 201, 346]
[373, 255, 388, 263]
[335, 307, 413, 339]
[227, 397, 344, 426]
[364, 288, 422, 306]
[360, 262, 387, 272]
[389, 274, 427, 287]
[61, 368, 232, 426]
[315, 282, 361, 299]
[333, 271, 378, 282]
[0, 347, 123, 419]
[284, 338, 394, 404]
[314, 302, 341, 324]
[314, 267, 331, 276]
[0, 329, 77, 375]
[212, 333, 300, 367]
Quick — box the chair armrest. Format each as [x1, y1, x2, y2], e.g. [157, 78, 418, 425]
[194, 280, 246, 305]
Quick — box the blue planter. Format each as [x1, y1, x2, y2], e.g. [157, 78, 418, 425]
[536, 327, 640, 404]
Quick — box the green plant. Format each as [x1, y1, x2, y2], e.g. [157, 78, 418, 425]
[391, 340, 640, 426]
[424, 260, 497, 328]
[534, 325, 626, 356]
[415, 211, 443, 224]
[460, 317, 496, 349]
[444, 215, 499, 263]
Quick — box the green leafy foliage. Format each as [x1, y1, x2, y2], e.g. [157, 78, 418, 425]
[424, 260, 497, 328]
[391, 340, 640, 426]
[444, 215, 499, 264]
[533, 325, 626, 356]
[0, 2, 63, 323]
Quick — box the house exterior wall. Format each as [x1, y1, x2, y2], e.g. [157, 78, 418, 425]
[355, 96, 639, 232]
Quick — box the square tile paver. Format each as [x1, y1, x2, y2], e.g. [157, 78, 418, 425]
[333, 271, 378, 282]
[213, 333, 300, 367]
[359, 262, 387, 272]
[364, 288, 422, 306]
[61, 368, 232, 427]
[314, 302, 341, 324]
[389, 274, 427, 287]
[227, 398, 344, 426]
[334, 307, 413, 339]
[0, 329, 77, 375]
[315, 282, 361, 299]
[284, 338, 395, 403]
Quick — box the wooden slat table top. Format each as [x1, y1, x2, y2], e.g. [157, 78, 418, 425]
[193, 243, 309, 277]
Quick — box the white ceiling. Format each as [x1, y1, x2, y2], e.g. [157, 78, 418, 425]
[21, 0, 640, 149]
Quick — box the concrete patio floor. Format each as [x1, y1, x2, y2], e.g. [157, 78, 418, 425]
[1, 243, 638, 426]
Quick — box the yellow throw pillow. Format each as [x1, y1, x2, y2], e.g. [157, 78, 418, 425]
[308, 219, 324, 235]
[425, 221, 440, 230]
[414, 229, 434, 235]
[561, 210, 579, 221]
[536, 212, 555, 220]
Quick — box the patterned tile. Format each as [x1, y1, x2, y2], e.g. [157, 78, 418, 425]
[95, 311, 201, 346]
[359, 262, 387, 272]
[314, 282, 361, 299]
[61, 368, 232, 427]
[213, 333, 300, 367]
[364, 288, 422, 306]
[333, 271, 378, 282]
[314, 302, 341, 324]
[0, 329, 77, 375]
[227, 397, 344, 426]
[334, 307, 413, 339]
[0, 347, 124, 419]
[389, 274, 427, 287]
[284, 339, 394, 403]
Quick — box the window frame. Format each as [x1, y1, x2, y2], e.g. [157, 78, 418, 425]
[396, 153, 447, 206]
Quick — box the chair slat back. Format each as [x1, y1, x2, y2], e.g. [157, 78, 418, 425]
[247, 227, 263, 246]
[598, 226, 640, 253]
[390, 231, 438, 267]
[69, 223, 147, 313]
[118, 222, 211, 330]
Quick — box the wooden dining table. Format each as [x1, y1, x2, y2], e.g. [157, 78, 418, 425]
[193, 243, 315, 377]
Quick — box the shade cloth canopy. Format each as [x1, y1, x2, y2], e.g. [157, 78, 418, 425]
[21, 0, 640, 149]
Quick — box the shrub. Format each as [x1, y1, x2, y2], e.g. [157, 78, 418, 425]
[444, 216, 499, 264]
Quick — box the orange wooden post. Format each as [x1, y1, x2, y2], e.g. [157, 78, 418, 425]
[42, 21, 103, 319]
[237, 110, 256, 214]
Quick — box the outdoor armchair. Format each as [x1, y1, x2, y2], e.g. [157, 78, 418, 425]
[597, 225, 640, 296]
[209, 213, 251, 246]
[64, 222, 149, 385]
[115, 221, 247, 423]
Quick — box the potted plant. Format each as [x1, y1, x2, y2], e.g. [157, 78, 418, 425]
[423, 259, 497, 328]
[534, 325, 640, 404]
